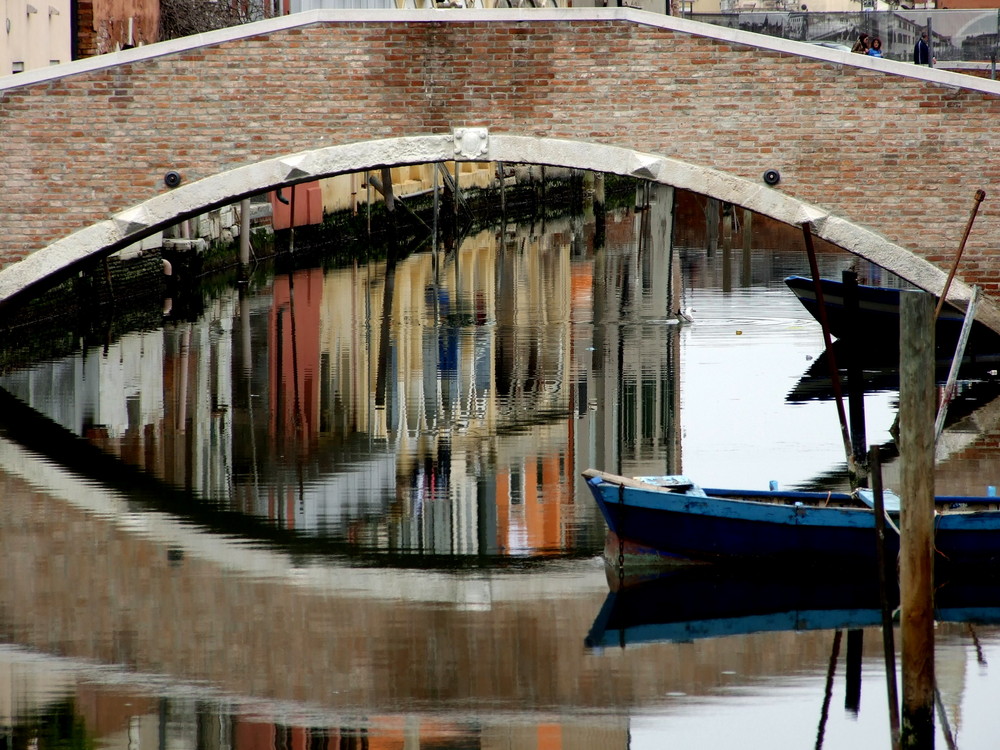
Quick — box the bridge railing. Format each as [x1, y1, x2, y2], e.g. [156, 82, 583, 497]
[292, 0, 566, 9]
[691, 9, 1000, 66]
[277, 4, 997, 65]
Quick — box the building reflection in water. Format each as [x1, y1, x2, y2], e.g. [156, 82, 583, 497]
[0, 185, 682, 561]
[4, 186, 1000, 749]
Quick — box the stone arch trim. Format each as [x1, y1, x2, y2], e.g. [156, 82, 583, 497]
[1, 133, 990, 329]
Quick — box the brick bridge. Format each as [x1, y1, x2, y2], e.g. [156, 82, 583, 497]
[3, 9, 1000, 328]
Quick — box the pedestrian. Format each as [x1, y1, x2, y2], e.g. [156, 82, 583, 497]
[867, 37, 884, 57]
[851, 33, 870, 54]
[914, 30, 934, 66]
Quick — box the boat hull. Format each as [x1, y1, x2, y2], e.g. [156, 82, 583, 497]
[784, 275, 1000, 353]
[585, 473, 1000, 570]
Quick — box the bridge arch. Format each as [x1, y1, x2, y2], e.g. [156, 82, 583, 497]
[0, 132, 985, 326]
[5, 10, 1000, 329]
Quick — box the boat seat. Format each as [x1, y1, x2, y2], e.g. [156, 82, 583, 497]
[634, 476, 707, 496]
[581, 469, 708, 496]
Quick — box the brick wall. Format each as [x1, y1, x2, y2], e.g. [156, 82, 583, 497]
[2, 13, 1000, 292]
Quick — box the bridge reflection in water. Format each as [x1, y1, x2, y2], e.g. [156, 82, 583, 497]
[3, 190, 1000, 747]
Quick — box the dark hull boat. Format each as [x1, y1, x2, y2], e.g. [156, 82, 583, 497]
[783, 275, 1000, 353]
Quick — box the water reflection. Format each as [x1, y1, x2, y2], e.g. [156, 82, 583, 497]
[585, 568, 1000, 650]
[4, 190, 1000, 747]
[0, 200, 686, 560]
[1, 194, 862, 564]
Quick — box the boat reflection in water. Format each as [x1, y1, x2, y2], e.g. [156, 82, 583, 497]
[586, 565, 1000, 745]
[585, 568, 890, 649]
[586, 567, 1000, 650]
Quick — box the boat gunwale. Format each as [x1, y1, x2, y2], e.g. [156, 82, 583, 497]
[583, 470, 1000, 518]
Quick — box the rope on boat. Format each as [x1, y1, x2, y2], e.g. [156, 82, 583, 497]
[883, 509, 901, 537]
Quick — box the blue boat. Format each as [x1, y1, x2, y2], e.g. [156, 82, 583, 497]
[582, 469, 1000, 570]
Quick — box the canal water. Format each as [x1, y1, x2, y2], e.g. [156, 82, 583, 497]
[2, 188, 1000, 749]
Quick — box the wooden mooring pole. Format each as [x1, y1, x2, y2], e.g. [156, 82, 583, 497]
[870, 444, 901, 750]
[899, 291, 936, 749]
[801, 222, 858, 485]
[843, 270, 868, 475]
[374, 168, 399, 409]
[741, 208, 752, 285]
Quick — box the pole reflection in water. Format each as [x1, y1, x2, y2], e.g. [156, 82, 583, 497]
[3, 192, 1000, 747]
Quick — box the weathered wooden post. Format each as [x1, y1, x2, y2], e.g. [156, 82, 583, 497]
[706, 198, 719, 254]
[741, 207, 752, 286]
[845, 629, 863, 714]
[239, 198, 251, 271]
[843, 270, 868, 477]
[594, 172, 606, 247]
[380, 167, 396, 215]
[742, 207, 753, 252]
[899, 291, 936, 748]
[499, 160, 507, 219]
[374, 167, 399, 409]
[432, 162, 439, 250]
[722, 202, 733, 251]
[870, 445, 901, 749]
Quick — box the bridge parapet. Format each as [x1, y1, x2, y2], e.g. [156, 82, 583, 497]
[2, 9, 999, 325]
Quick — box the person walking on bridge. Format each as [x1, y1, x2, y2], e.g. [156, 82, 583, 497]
[914, 31, 934, 66]
[851, 33, 870, 54]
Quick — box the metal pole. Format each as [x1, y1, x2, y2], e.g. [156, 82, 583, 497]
[934, 189, 986, 320]
[935, 285, 981, 441]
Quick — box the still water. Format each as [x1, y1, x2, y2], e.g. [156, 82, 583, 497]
[2, 189, 1000, 749]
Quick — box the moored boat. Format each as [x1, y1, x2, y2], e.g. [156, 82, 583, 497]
[783, 275, 1000, 353]
[582, 468, 1000, 570]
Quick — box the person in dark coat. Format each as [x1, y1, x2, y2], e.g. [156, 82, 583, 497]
[851, 33, 870, 54]
[914, 31, 933, 65]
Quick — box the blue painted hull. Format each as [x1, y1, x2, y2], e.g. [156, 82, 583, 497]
[584, 471, 1000, 569]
